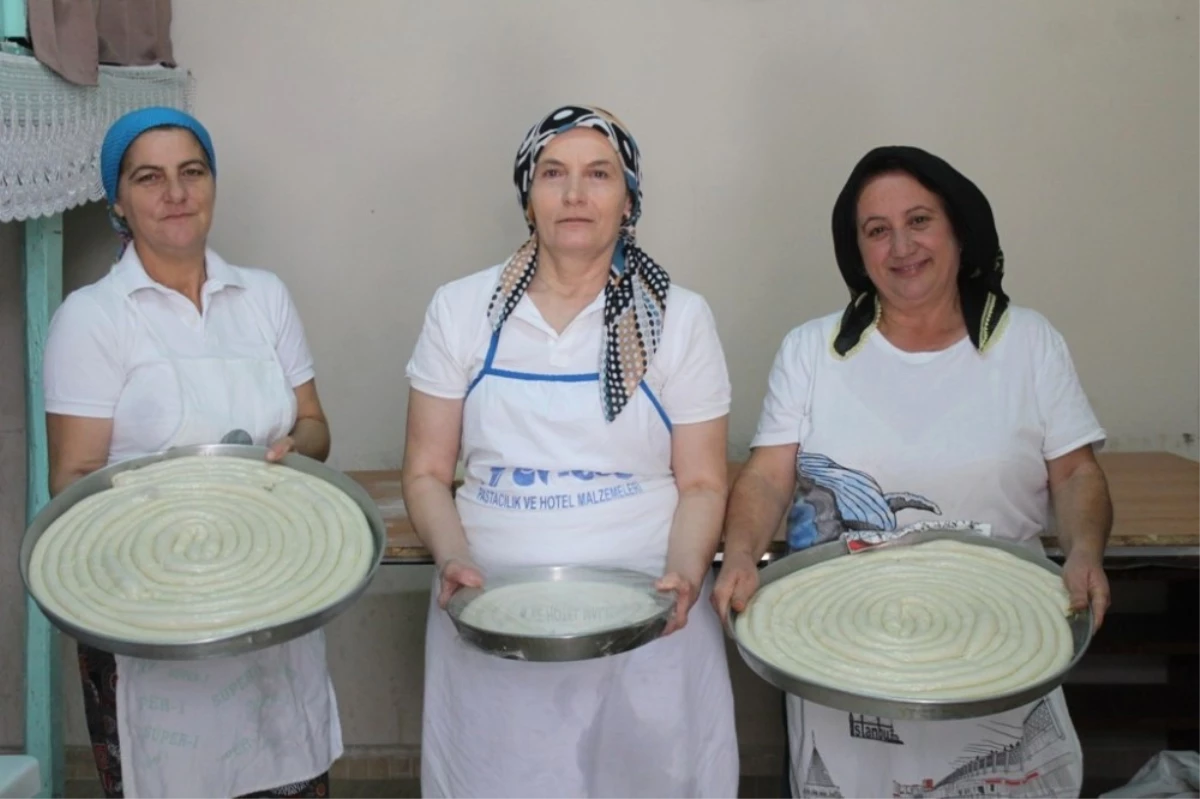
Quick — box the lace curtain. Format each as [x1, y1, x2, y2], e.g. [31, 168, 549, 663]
[0, 49, 192, 222]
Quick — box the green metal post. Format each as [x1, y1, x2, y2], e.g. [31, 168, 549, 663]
[22, 213, 64, 798]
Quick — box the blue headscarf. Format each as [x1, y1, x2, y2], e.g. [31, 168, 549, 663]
[100, 107, 216, 246]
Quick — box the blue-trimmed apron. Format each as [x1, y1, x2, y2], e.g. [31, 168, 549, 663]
[420, 323, 738, 798]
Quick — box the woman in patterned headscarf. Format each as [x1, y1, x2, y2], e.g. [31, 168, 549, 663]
[714, 146, 1111, 798]
[402, 105, 739, 797]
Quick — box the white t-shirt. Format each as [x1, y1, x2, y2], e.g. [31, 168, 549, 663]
[754, 307, 1103, 799]
[752, 306, 1106, 551]
[44, 246, 315, 465]
[406, 263, 731, 424]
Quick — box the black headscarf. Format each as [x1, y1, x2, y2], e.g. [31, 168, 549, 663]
[830, 146, 1010, 357]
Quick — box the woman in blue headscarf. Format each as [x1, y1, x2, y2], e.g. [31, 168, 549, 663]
[42, 107, 340, 798]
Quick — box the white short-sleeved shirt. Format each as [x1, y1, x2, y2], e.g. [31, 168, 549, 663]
[406, 263, 731, 426]
[44, 246, 315, 465]
[751, 306, 1105, 551]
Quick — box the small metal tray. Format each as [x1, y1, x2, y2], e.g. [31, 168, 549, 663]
[727, 529, 1094, 720]
[447, 564, 674, 662]
[20, 444, 385, 661]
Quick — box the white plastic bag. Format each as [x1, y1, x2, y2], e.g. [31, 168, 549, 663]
[1100, 751, 1200, 799]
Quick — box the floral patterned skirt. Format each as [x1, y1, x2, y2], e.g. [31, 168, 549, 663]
[77, 642, 331, 798]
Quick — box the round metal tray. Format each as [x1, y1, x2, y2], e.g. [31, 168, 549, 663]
[727, 529, 1094, 720]
[20, 444, 385, 661]
[446, 564, 674, 662]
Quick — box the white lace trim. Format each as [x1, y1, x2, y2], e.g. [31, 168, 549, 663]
[0, 50, 194, 222]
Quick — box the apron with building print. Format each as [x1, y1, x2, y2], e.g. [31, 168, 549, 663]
[782, 333, 1084, 798]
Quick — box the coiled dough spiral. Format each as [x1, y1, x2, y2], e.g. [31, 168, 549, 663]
[734, 540, 1075, 701]
[28, 456, 375, 644]
[459, 580, 665, 636]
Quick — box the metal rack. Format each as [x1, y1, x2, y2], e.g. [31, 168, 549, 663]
[2, 4, 190, 793]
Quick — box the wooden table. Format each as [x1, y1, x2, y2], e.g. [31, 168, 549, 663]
[348, 452, 1199, 565]
[352, 452, 1200, 776]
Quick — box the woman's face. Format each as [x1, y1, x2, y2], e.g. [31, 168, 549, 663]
[113, 127, 214, 257]
[856, 171, 960, 313]
[527, 127, 631, 259]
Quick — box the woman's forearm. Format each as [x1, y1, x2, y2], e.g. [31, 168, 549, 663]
[1051, 459, 1112, 560]
[290, 417, 331, 462]
[665, 485, 727, 588]
[50, 466, 93, 498]
[722, 446, 798, 564]
[402, 474, 472, 568]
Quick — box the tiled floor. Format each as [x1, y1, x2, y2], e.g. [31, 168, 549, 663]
[739, 774, 788, 797]
[58, 772, 1132, 796]
[65, 778, 424, 798]
[66, 775, 783, 798]
[331, 779, 421, 798]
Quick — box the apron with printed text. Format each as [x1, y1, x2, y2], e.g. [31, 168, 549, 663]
[81, 282, 342, 799]
[421, 321, 739, 798]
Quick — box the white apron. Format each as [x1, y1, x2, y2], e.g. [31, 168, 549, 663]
[782, 332, 1083, 798]
[112, 284, 342, 798]
[420, 326, 739, 798]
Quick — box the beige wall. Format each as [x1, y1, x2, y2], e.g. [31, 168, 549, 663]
[2, 0, 1196, 762]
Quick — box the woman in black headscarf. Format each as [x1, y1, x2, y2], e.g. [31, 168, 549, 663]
[713, 146, 1111, 798]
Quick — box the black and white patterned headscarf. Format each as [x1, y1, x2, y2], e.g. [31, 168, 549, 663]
[487, 105, 670, 422]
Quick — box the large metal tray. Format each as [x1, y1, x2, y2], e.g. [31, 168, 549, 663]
[727, 529, 1094, 720]
[20, 444, 385, 661]
[447, 564, 674, 662]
